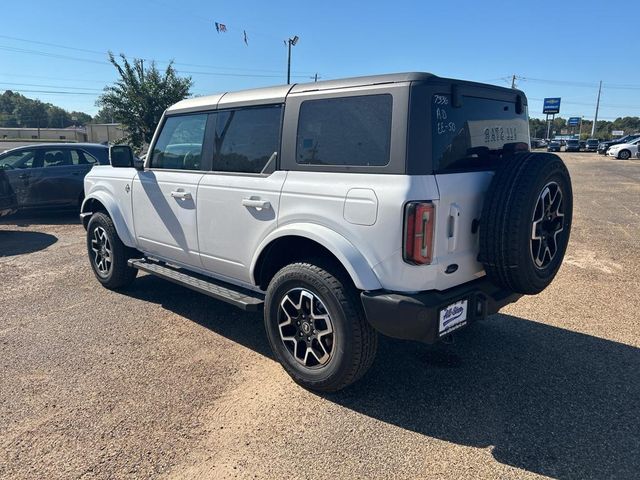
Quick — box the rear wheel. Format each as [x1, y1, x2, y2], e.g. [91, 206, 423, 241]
[86, 212, 137, 289]
[264, 261, 377, 392]
[618, 149, 631, 160]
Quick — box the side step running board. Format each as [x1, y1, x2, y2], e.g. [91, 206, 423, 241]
[128, 258, 265, 311]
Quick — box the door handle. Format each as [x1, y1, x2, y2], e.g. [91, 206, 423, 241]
[242, 197, 271, 210]
[18, 173, 29, 180]
[170, 190, 192, 200]
[447, 204, 461, 252]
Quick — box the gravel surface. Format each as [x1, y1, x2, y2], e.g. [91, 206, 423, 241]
[1, 152, 638, 479]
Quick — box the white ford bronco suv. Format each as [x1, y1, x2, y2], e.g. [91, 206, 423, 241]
[82, 73, 572, 392]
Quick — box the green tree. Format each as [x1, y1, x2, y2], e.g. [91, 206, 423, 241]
[13, 97, 48, 128]
[92, 107, 116, 124]
[97, 52, 192, 150]
[69, 111, 93, 125]
[47, 106, 70, 128]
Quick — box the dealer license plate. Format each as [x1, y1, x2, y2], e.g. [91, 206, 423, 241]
[439, 299, 468, 336]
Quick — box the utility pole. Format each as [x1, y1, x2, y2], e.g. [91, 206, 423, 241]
[511, 74, 517, 88]
[286, 35, 299, 84]
[591, 80, 602, 137]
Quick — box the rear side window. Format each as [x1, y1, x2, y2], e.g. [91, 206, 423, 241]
[151, 114, 208, 170]
[432, 95, 529, 172]
[72, 150, 98, 165]
[42, 149, 72, 168]
[213, 105, 282, 174]
[296, 94, 392, 166]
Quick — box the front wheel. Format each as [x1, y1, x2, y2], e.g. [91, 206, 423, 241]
[618, 150, 631, 160]
[264, 261, 377, 392]
[86, 212, 137, 289]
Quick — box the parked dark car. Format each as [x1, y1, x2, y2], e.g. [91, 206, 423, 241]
[565, 139, 581, 152]
[598, 134, 640, 155]
[0, 169, 17, 217]
[585, 138, 599, 152]
[579, 140, 586, 150]
[547, 141, 561, 152]
[0, 143, 109, 211]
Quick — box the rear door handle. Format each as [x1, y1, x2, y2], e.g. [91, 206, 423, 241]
[170, 190, 192, 200]
[18, 173, 29, 180]
[242, 197, 271, 210]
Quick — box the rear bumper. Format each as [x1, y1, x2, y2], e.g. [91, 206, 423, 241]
[361, 277, 521, 343]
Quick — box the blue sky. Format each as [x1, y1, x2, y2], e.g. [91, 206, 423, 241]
[1, 0, 637, 121]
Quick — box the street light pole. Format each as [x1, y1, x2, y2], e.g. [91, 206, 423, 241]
[286, 35, 299, 84]
[591, 80, 602, 137]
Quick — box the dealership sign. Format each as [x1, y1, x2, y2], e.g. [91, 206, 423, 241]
[543, 97, 561, 114]
[568, 117, 581, 126]
[611, 130, 624, 136]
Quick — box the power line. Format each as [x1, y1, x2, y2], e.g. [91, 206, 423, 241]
[2, 89, 96, 96]
[0, 34, 316, 75]
[0, 81, 103, 92]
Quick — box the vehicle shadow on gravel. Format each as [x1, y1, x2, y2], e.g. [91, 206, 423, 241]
[123, 276, 639, 479]
[0, 209, 80, 226]
[331, 316, 639, 479]
[0, 230, 58, 256]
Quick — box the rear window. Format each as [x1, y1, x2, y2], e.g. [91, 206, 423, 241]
[432, 94, 529, 172]
[296, 94, 392, 167]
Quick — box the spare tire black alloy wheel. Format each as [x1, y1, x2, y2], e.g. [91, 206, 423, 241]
[479, 152, 573, 295]
[531, 182, 564, 269]
[278, 288, 334, 368]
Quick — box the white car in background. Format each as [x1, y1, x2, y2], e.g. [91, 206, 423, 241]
[607, 137, 640, 159]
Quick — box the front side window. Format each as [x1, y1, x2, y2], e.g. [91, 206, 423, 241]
[0, 149, 36, 169]
[213, 105, 282, 174]
[431, 94, 530, 172]
[296, 94, 392, 167]
[151, 114, 208, 170]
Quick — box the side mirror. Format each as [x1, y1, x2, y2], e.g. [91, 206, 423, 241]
[133, 157, 145, 170]
[109, 145, 135, 168]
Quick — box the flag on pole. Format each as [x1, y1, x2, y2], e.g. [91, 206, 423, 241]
[214, 22, 227, 33]
[243, 30, 248, 45]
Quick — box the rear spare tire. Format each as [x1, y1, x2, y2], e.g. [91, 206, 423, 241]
[479, 152, 572, 295]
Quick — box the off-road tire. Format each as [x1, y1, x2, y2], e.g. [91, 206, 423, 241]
[86, 212, 138, 289]
[479, 152, 573, 295]
[264, 261, 377, 392]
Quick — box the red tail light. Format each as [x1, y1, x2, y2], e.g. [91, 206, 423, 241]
[403, 202, 435, 265]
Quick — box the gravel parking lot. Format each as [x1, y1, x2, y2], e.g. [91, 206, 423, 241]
[1, 152, 638, 479]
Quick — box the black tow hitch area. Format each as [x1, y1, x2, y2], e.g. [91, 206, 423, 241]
[360, 278, 521, 344]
